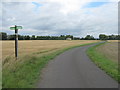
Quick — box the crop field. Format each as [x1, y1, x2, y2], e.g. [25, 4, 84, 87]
[96, 41, 119, 62]
[2, 40, 99, 61]
[107, 40, 120, 42]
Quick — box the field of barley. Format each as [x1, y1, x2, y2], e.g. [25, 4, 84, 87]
[97, 41, 119, 62]
[2, 40, 99, 61]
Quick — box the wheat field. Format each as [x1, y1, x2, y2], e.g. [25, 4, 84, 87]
[107, 40, 120, 42]
[2, 40, 99, 61]
[97, 41, 119, 62]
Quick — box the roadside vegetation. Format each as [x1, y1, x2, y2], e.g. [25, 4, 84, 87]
[2, 40, 99, 88]
[1, 32, 120, 40]
[87, 41, 119, 83]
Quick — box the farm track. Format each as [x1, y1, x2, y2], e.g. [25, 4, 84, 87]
[37, 42, 118, 88]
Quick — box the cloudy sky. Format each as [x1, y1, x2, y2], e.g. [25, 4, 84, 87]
[1, 0, 118, 38]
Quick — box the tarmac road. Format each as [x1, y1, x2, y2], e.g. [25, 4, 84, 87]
[37, 42, 118, 88]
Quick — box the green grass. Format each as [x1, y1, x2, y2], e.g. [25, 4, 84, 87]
[3, 42, 99, 88]
[87, 42, 119, 83]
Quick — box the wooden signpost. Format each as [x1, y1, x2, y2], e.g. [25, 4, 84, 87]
[10, 25, 22, 59]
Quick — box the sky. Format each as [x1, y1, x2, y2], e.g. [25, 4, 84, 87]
[1, 0, 119, 38]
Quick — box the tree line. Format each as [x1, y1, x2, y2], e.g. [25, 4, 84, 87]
[0, 32, 120, 40]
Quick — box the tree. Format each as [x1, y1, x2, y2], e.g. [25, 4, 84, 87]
[99, 34, 108, 40]
[31, 35, 36, 40]
[0, 32, 7, 40]
[108, 35, 116, 40]
[7, 35, 15, 40]
[116, 35, 120, 40]
[18, 35, 24, 40]
[24, 35, 30, 40]
[73, 37, 80, 40]
[60, 35, 66, 40]
[8, 35, 15, 40]
[85, 35, 95, 40]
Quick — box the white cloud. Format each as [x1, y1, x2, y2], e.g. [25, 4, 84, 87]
[48, 0, 92, 15]
[1, 0, 118, 38]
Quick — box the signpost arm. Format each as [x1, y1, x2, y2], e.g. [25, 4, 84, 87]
[15, 25, 18, 59]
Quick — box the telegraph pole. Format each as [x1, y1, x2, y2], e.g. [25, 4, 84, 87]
[10, 25, 22, 59]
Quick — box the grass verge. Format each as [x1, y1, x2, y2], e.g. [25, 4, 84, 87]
[87, 42, 119, 83]
[3, 42, 99, 88]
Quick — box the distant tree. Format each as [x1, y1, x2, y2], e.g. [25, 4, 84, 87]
[31, 35, 36, 40]
[0, 32, 7, 40]
[80, 37, 85, 40]
[18, 35, 24, 40]
[85, 35, 95, 40]
[99, 34, 108, 40]
[73, 37, 80, 40]
[108, 35, 116, 40]
[24, 35, 30, 40]
[0, 33, 1, 40]
[116, 35, 120, 40]
[2, 32, 120, 40]
[7, 35, 15, 40]
[60, 35, 66, 40]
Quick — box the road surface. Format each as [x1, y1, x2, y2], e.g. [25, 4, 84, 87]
[37, 42, 118, 88]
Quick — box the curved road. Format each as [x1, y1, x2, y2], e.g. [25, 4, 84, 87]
[37, 42, 118, 88]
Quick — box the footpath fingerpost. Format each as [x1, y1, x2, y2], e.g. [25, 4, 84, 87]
[10, 25, 22, 59]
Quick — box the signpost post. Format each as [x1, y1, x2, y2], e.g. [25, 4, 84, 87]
[10, 25, 22, 59]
